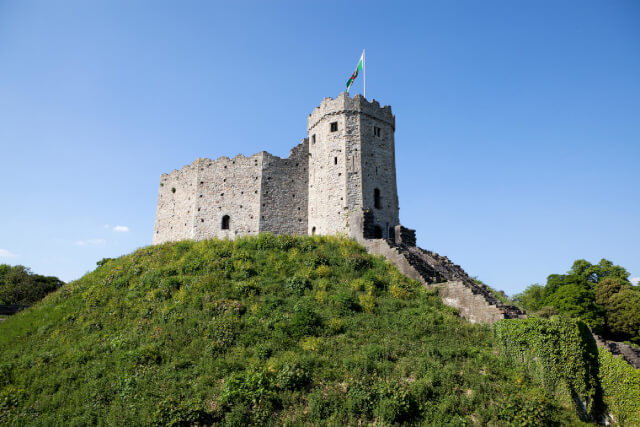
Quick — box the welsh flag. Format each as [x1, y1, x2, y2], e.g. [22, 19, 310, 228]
[346, 51, 364, 93]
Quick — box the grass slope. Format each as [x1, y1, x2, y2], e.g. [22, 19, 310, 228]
[0, 235, 584, 425]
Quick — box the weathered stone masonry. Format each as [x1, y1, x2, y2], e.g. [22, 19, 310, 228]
[153, 93, 525, 323]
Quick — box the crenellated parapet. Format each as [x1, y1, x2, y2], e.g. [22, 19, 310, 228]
[308, 92, 395, 131]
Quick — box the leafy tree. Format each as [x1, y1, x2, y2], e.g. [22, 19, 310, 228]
[605, 290, 640, 343]
[526, 259, 636, 341]
[595, 277, 629, 307]
[0, 264, 64, 305]
[544, 284, 604, 331]
[513, 284, 545, 311]
[570, 259, 629, 287]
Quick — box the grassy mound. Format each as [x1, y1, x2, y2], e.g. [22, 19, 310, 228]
[0, 235, 584, 425]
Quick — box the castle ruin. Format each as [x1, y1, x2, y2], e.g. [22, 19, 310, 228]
[153, 93, 525, 323]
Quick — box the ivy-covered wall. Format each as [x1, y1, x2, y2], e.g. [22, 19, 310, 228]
[496, 317, 640, 425]
[495, 317, 600, 419]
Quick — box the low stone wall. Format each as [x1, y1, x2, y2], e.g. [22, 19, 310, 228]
[434, 281, 505, 324]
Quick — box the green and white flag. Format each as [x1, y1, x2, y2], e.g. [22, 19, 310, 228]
[346, 51, 364, 93]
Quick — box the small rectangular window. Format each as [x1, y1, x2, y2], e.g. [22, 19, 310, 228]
[312, 134, 316, 144]
[330, 122, 338, 132]
[374, 126, 381, 137]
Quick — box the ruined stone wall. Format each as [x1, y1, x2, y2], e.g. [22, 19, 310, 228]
[153, 163, 198, 244]
[260, 140, 309, 235]
[192, 155, 263, 240]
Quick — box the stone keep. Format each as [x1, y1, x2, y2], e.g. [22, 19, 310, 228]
[153, 92, 400, 244]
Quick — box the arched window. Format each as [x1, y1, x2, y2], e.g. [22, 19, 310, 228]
[311, 226, 316, 236]
[373, 225, 383, 239]
[221, 215, 230, 230]
[374, 188, 381, 209]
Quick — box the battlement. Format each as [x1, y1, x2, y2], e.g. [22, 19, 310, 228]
[308, 92, 394, 131]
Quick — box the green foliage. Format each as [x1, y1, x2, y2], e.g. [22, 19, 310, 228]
[495, 317, 601, 419]
[0, 264, 64, 305]
[544, 284, 604, 331]
[598, 347, 640, 426]
[0, 235, 585, 425]
[513, 284, 546, 312]
[521, 259, 638, 343]
[604, 290, 640, 344]
[497, 316, 640, 425]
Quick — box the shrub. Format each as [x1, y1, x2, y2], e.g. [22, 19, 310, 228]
[332, 292, 360, 314]
[289, 304, 322, 338]
[359, 294, 376, 313]
[285, 276, 312, 295]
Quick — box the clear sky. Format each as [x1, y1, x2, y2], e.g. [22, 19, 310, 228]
[1, 0, 638, 295]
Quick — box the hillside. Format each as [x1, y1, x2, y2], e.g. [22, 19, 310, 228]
[0, 235, 586, 425]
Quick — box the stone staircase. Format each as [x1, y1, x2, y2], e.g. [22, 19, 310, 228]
[362, 238, 526, 324]
[593, 334, 640, 369]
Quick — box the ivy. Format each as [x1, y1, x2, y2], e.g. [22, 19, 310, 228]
[495, 317, 601, 419]
[598, 347, 640, 426]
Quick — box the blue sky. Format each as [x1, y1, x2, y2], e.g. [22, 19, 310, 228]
[1, 1, 638, 295]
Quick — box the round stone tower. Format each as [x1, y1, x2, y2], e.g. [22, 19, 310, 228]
[307, 92, 399, 240]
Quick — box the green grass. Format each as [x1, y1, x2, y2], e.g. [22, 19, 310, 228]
[0, 234, 585, 425]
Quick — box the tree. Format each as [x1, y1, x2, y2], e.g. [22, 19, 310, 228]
[0, 264, 64, 305]
[513, 284, 545, 312]
[544, 283, 604, 331]
[605, 290, 640, 343]
[570, 259, 629, 289]
[595, 277, 629, 307]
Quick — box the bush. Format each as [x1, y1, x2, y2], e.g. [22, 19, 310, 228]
[284, 276, 311, 295]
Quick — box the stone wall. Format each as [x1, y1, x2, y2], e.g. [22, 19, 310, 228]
[260, 140, 309, 235]
[153, 163, 198, 244]
[192, 155, 263, 240]
[154, 142, 312, 243]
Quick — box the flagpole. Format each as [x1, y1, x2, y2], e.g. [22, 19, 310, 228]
[363, 49, 366, 99]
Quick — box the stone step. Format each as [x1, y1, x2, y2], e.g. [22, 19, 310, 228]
[593, 333, 640, 369]
[363, 238, 525, 323]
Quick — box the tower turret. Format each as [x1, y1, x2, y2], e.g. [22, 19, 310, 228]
[307, 92, 399, 240]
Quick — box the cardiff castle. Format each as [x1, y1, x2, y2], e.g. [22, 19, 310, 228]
[153, 93, 525, 324]
[153, 93, 399, 245]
